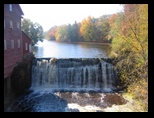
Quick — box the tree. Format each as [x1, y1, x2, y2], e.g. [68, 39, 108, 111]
[80, 15, 111, 42]
[46, 26, 57, 40]
[80, 16, 95, 41]
[95, 15, 111, 42]
[110, 4, 148, 87]
[109, 5, 148, 111]
[67, 24, 73, 42]
[55, 25, 69, 41]
[67, 21, 79, 42]
[21, 18, 44, 45]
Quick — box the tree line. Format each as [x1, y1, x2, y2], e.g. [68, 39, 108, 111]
[44, 15, 112, 43]
[21, 14, 112, 44]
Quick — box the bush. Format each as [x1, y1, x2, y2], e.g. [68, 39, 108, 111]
[127, 79, 148, 111]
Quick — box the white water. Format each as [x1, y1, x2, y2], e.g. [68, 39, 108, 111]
[31, 58, 118, 92]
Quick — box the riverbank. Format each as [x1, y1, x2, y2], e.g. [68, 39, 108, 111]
[101, 93, 147, 112]
[45, 39, 111, 45]
[67, 41, 111, 45]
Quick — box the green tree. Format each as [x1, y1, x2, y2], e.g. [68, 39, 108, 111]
[94, 15, 111, 42]
[73, 21, 80, 42]
[21, 18, 44, 45]
[69, 21, 79, 42]
[67, 24, 73, 42]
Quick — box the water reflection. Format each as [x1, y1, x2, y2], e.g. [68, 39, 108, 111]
[33, 39, 111, 58]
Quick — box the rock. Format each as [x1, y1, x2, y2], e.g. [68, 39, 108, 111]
[49, 58, 57, 64]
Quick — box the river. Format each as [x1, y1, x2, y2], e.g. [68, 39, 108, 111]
[33, 39, 111, 58]
[6, 39, 128, 112]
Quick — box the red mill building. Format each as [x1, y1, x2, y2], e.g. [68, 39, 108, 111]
[4, 4, 32, 79]
[4, 4, 33, 111]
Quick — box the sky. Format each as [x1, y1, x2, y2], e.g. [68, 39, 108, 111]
[20, 4, 123, 32]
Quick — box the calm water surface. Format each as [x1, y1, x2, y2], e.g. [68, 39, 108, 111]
[33, 39, 111, 58]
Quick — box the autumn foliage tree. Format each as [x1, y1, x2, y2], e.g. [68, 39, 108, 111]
[79, 15, 111, 42]
[80, 16, 95, 41]
[46, 15, 111, 43]
[46, 26, 57, 40]
[109, 4, 148, 111]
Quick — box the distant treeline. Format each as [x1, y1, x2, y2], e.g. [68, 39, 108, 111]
[44, 14, 113, 43]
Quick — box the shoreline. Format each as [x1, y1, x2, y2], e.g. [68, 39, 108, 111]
[44, 39, 111, 45]
[68, 41, 111, 45]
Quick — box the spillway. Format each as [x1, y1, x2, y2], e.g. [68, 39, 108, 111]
[31, 58, 119, 92]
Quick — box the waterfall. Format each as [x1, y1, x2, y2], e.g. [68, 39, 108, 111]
[31, 58, 119, 92]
